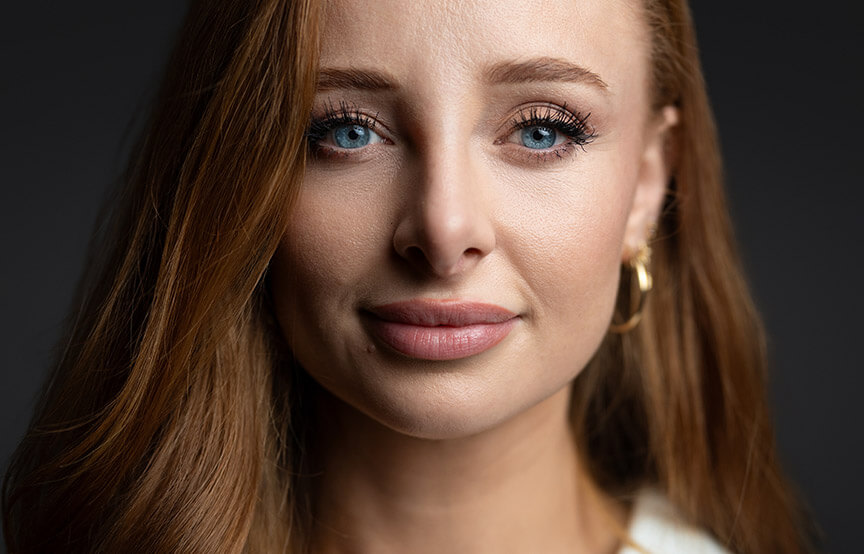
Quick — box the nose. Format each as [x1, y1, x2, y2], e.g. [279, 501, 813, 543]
[392, 146, 496, 278]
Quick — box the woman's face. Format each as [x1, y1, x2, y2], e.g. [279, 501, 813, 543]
[271, 0, 674, 439]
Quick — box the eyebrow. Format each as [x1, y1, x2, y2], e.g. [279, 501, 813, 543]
[317, 67, 398, 91]
[484, 57, 609, 92]
[316, 57, 609, 93]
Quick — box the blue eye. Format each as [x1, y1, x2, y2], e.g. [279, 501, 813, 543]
[333, 124, 377, 149]
[520, 126, 557, 149]
[307, 102, 390, 157]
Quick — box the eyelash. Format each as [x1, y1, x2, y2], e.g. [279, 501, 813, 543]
[306, 100, 381, 150]
[305, 101, 597, 163]
[503, 104, 597, 162]
[304, 101, 386, 162]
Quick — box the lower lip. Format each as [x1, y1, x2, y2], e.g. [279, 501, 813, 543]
[365, 318, 518, 361]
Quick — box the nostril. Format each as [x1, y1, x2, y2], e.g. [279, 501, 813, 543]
[390, 190, 497, 278]
[401, 245, 429, 267]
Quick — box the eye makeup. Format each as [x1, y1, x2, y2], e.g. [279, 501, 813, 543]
[305, 98, 598, 165]
[305, 100, 391, 160]
[496, 103, 597, 165]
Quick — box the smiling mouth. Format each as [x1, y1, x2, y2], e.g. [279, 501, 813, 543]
[362, 299, 519, 361]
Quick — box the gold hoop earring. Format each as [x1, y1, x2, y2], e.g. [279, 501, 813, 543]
[609, 243, 653, 333]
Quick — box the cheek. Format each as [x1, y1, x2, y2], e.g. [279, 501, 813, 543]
[493, 152, 637, 371]
[276, 166, 395, 289]
[498, 155, 634, 308]
[269, 183, 388, 367]
[280, 197, 371, 288]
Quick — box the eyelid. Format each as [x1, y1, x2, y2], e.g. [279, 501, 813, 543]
[312, 98, 394, 128]
[491, 103, 597, 166]
[306, 100, 597, 165]
[499, 103, 594, 137]
[306, 101, 395, 159]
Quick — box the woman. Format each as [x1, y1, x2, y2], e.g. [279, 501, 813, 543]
[3, 0, 814, 552]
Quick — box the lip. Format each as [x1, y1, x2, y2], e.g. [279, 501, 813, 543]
[363, 299, 518, 361]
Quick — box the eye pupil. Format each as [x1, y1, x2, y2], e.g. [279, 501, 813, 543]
[521, 126, 556, 149]
[334, 124, 371, 148]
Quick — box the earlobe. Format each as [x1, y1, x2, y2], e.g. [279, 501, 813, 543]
[622, 105, 679, 260]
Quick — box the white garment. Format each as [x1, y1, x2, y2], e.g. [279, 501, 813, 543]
[618, 490, 731, 554]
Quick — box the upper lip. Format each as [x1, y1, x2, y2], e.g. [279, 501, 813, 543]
[365, 299, 517, 326]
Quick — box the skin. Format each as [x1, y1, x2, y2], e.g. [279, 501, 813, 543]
[270, 0, 678, 551]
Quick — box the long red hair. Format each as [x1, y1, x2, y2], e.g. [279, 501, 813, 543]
[4, 0, 814, 552]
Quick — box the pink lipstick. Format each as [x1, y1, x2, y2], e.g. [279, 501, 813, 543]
[363, 299, 518, 360]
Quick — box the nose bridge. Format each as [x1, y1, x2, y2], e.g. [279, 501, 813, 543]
[393, 115, 496, 277]
[424, 139, 479, 237]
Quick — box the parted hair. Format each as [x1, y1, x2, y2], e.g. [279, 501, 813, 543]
[3, 0, 813, 552]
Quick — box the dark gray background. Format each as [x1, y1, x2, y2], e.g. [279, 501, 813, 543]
[1, 2, 861, 552]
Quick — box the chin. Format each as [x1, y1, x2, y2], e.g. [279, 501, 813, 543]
[363, 400, 511, 441]
[316, 363, 569, 441]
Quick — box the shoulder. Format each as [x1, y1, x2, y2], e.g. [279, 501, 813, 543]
[618, 490, 732, 554]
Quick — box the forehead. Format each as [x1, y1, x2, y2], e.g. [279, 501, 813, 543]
[319, 0, 649, 98]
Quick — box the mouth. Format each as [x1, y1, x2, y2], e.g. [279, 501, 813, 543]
[362, 299, 519, 361]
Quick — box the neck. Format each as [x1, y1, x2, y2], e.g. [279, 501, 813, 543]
[308, 385, 624, 554]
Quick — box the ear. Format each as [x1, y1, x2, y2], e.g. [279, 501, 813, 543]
[621, 105, 679, 261]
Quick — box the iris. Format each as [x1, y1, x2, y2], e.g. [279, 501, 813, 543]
[521, 126, 557, 149]
[334, 124, 373, 148]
